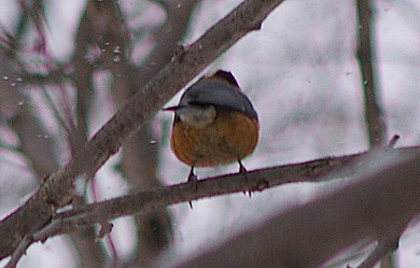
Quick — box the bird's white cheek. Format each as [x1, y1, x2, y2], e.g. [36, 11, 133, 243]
[179, 106, 217, 128]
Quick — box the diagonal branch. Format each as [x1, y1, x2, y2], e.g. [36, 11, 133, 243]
[0, 0, 286, 261]
[356, 227, 404, 268]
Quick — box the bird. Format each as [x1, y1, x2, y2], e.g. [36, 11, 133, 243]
[164, 70, 259, 182]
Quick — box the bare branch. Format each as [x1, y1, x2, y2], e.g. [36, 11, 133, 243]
[356, 228, 403, 268]
[356, 0, 386, 147]
[22, 154, 360, 242]
[4, 235, 31, 268]
[3, 146, 420, 253]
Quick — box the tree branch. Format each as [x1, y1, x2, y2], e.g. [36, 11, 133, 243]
[356, 0, 386, 147]
[2, 145, 420, 268]
[356, 227, 403, 268]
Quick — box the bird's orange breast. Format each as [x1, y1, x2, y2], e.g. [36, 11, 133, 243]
[170, 110, 259, 167]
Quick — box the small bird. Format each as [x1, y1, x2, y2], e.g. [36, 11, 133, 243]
[165, 70, 259, 182]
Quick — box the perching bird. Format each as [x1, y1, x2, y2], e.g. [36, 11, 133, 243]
[165, 70, 259, 182]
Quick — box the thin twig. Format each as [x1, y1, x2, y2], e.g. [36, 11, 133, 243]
[387, 134, 400, 148]
[40, 86, 71, 134]
[356, 0, 386, 147]
[4, 235, 31, 268]
[356, 227, 403, 268]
